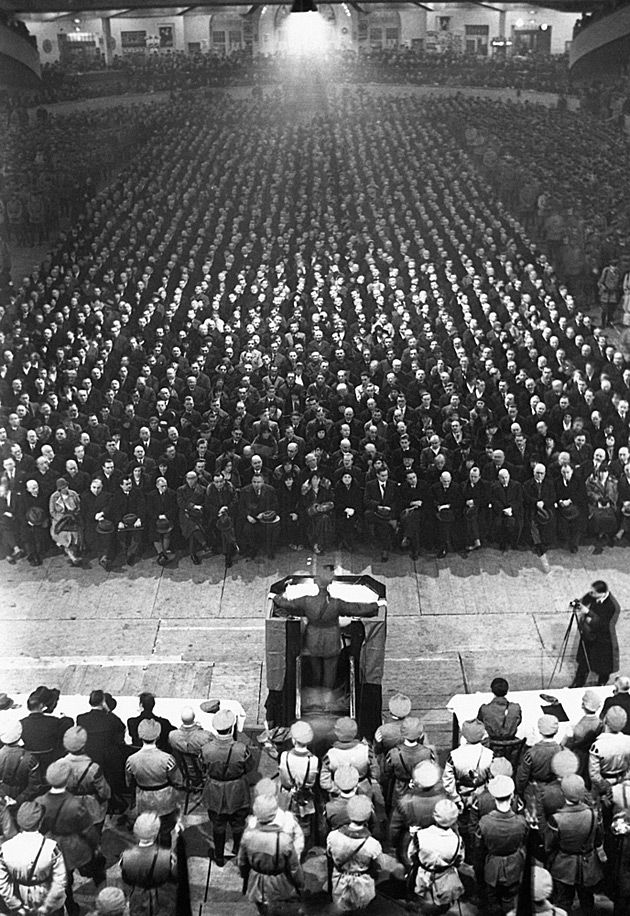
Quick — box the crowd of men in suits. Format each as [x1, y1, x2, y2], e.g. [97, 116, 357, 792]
[1, 88, 630, 571]
[2, 676, 630, 915]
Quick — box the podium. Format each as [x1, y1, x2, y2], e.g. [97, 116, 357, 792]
[265, 574, 387, 740]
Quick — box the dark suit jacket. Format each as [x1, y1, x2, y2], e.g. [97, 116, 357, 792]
[76, 708, 128, 792]
[127, 712, 175, 752]
[364, 478, 400, 519]
[20, 712, 73, 769]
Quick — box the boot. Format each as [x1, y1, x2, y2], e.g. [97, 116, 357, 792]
[214, 831, 225, 867]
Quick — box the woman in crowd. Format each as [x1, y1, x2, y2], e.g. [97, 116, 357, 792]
[48, 477, 82, 566]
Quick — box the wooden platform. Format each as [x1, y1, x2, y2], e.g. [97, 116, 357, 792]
[3, 541, 630, 759]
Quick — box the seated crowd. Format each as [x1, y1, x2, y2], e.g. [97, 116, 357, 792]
[2, 677, 630, 914]
[1, 90, 630, 572]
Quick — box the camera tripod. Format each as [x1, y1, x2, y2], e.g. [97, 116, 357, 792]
[547, 601, 592, 689]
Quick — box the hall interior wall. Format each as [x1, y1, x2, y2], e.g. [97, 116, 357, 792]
[24, 4, 576, 65]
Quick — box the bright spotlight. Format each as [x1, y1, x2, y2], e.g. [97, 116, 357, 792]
[285, 10, 330, 55]
[291, 0, 317, 12]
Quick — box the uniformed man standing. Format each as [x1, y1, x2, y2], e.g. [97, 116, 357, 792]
[36, 760, 105, 916]
[0, 720, 40, 807]
[476, 774, 529, 916]
[319, 718, 380, 802]
[246, 778, 304, 861]
[516, 715, 562, 821]
[443, 719, 493, 859]
[382, 717, 433, 813]
[561, 689, 603, 780]
[532, 866, 568, 915]
[201, 709, 255, 867]
[588, 707, 630, 797]
[326, 795, 383, 913]
[389, 761, 448, 860]
[0, 801, 66, 916]
[373, 693, 412, 757]
[61, 726, 111, 835]
[278, 721, 318, 847]
[238, 795, 304, 916]
[544, 774, 603, 915]
[125, 719, 181, 847]
[120, 811, 176, 916]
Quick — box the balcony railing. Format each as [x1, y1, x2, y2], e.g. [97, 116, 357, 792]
[570, 4, 630, 75]
[0, 20, 41, 79]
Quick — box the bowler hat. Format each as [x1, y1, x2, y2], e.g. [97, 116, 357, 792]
[155, 516, 173, 534]
[559, 503, 579, 521]
[0, 692, 16, 711]
[97, 518, 115, 535]
[122, 513, 143, 530]
[257, 510, 279, 524]
[26, 507, 48, 527]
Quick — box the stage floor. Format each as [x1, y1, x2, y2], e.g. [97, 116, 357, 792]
[3, 542, 629, 754]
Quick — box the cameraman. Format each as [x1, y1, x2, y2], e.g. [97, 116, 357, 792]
[570, 580, 618, 687]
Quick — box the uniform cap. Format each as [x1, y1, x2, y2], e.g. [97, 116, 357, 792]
[532, 866, 553, 902]
[605, 707, 628, 732]
[388, 693, 412, 718]
[17, 801, 43, 830]
[412, 761, 441, 789]
[489, 757, 513, 777]
[461, 719, 485, 743]
[400, 717, 424, 742]
[582, 689, 601, 713]
[488, 775, 514, 799]
[334, 765, 359, 793]
[254, 777, 278, 798]
[346, 795, 373, 823]
[214, 709, 236, 732]
[133, 812, 161, 841]
[561, 774, 586, 803]
[253, 795, 278, 824]
[334, 717, 358, 741]
[95, 887, 127, 915]
[290, 720, 314, 745]
[433, 799, 459, 828]
[138, 719, 161, 741]
[46, 759, 72, 788]
[551, 750, 579, 778]
[63, 726, 88, 753]
[0, 720, 22, 744]
[537, 714, 559, 737]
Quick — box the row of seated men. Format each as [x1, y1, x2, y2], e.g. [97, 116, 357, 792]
[2, 677, 630, 914]
[4, 438, 630, 569]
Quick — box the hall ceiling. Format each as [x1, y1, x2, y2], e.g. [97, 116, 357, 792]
[13, 0, 608, 16]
